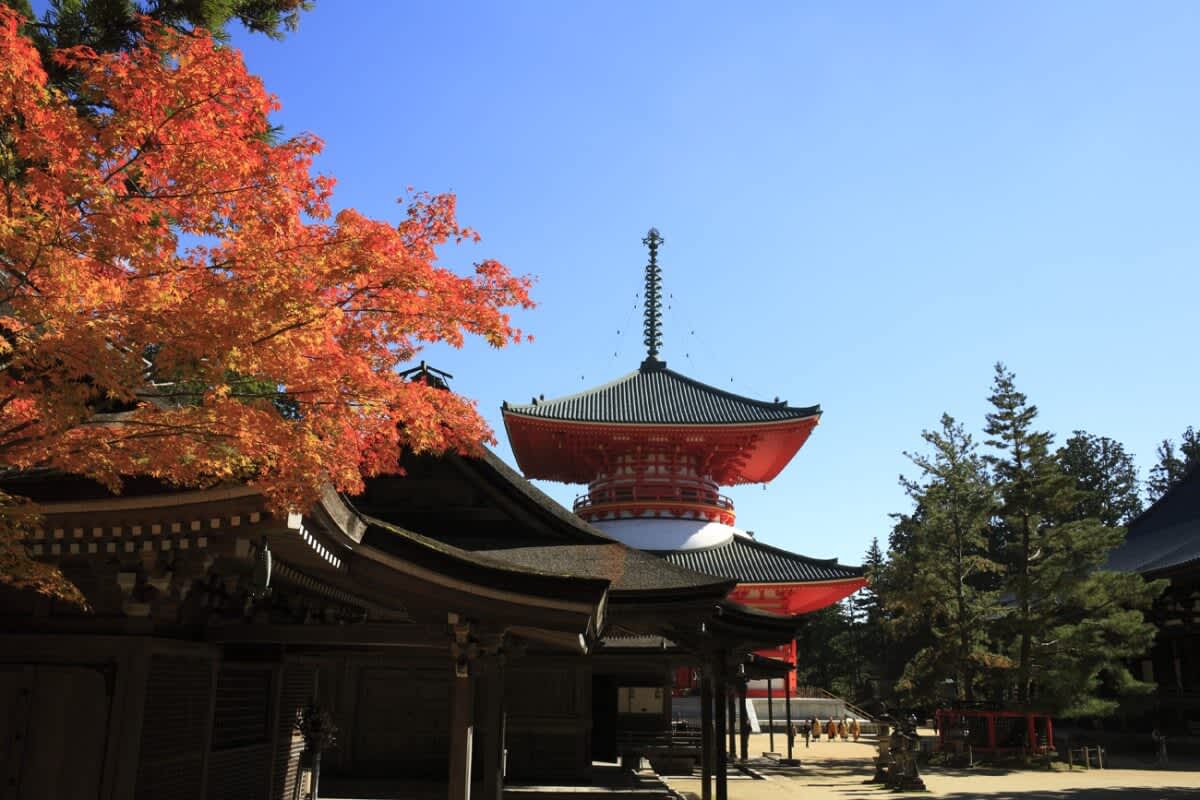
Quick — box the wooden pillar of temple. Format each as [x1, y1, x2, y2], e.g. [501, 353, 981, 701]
[726, 690, 736, 759]
[449, 616, 477, 800]
[477, 652, 506, 800]
[767, 677, 775, 753]
[700, 670, 714, 800]
[737, 680, 749, 762]
[713, 656, 728, 800]
[784, 669, 794, 761]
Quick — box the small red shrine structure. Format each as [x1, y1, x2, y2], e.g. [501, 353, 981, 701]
[935, 708, 1056, 758]
[503, 229, 866, 694]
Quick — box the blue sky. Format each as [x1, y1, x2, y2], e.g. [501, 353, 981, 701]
[221, 3, 1197, 565]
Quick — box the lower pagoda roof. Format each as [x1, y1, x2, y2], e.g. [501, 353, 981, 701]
[651, 535, 864, 584]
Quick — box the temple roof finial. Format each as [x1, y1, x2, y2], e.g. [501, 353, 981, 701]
[641, 227, 665, 369]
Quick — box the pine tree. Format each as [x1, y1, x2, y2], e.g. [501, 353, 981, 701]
[985, 364, 1162, 714]
[4, 0, 312, 98]
[870, 526, 930, 707]
[1146, 427, 1200, 501]
[795, 603, 854, 694]
[10, 0, 312, 50]
[888, 414, 1007, 705]
[1057, 431, 1143, 526]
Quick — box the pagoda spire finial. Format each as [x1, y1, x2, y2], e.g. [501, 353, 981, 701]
[641, 227, 665, 368]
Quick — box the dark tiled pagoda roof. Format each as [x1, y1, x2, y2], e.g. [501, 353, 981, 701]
[652, 535, 863, 584]
[504, 362, 819, 426]
[1107, 463, 1200, 577]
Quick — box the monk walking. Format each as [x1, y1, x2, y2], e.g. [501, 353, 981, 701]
[826, 718, 837, 742]
[851, 717, 861, 742]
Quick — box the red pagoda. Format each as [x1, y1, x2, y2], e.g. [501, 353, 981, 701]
[503, 229, 866, 694]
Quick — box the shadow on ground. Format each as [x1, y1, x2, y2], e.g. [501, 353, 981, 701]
[936, 790, 1199, 800]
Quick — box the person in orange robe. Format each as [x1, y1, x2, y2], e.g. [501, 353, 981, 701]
[851, 718, 862, 742]
[826, 718, 838, 741]
[838, 719, 848, 741]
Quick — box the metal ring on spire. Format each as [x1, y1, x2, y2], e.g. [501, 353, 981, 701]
[642, 228, 664, 368]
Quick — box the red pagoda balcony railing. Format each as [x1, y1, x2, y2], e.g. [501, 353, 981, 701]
[573, 485, 735, 525]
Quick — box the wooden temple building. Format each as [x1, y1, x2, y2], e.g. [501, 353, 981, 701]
[502, 229, 865, 696]
[1106, 463, 1200, 733]
[1, 393, 813, 799]
[1, 231, 864, 800]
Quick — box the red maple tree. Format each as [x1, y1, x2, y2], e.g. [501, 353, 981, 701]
[0, 8, 532, 599]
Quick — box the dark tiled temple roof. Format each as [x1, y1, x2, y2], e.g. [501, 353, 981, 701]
[474, 543, 734, 595]
[598, 634, 678, 650]
[470, 448, 617, 541]
[504, 363, 819, 426]
[1107, 463, 1200, 577]
[652, 535, 863, 583]
[360, 516, 613, 601]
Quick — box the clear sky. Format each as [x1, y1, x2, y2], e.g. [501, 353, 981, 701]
[220, 2, 1197, 566]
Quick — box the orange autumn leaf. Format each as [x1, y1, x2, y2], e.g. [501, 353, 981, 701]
[0, 8, 533, 596]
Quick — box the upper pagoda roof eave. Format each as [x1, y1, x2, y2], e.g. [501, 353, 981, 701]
[502, 365, 821, 427]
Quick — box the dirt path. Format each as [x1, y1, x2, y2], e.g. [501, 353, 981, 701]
[663, 733, 1200, 799]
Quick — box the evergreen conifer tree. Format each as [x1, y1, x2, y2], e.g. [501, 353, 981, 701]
[985, 364, 1161, 714]
[888, 414, 1006, 704]
[1147, 427, 1200, 501]
[1057, 431, 1143, 526]
[4, 0, 312, 96]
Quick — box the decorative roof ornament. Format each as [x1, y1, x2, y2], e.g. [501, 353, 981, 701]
[397, 360, 454, 390]
[641, 228, 665, 370]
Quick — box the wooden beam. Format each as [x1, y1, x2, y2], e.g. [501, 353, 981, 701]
[727, 690, 736, 761]
[714, 656, 728, 800]
[737, 680, 749, 762]
[700, 671, 713, 800]
[785, 671, 794, 761]
[767, 677, 775, 753]
[449, 619, 477, 800]
[477, 655, 506, 800]
[209, 622, 447, 648]
[449, 668, 476, 800]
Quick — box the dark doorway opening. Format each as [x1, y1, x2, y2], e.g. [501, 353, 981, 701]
[591, 675, 618, 762]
